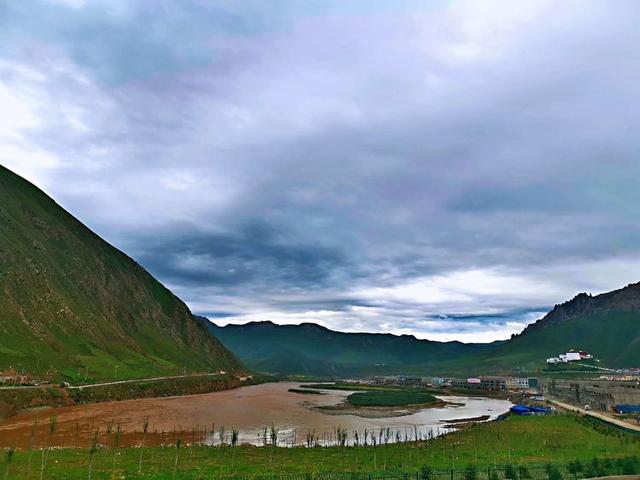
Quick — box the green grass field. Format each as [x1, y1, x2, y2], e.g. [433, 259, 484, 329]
[302, 382, 441, 407]
[1, 415, 638, 479]
[347, 390, 439, 407]
[303, 383, 440, 393]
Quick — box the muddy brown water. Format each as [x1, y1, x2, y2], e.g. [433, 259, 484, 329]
[0, 382, 512, 448]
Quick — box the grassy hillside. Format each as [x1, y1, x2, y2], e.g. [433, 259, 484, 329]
[203, 319, 499, 376]
[0, 165, 242, 381]
[486, 310, 640, 369]
[205, 284, 640, 376]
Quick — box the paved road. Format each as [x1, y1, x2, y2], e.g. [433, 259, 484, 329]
[0, 371, 227, 391]
[548, 398, 640, 432]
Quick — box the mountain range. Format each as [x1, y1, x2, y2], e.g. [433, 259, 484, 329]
[205, 282, 640, 376]
[0, 165, 242, 382]
[2, 163, 639, 382]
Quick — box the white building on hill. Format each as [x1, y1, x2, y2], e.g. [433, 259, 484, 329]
[547, 350, 593, 364]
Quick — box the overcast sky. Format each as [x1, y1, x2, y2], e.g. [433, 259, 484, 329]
[2, 0, 640, 342]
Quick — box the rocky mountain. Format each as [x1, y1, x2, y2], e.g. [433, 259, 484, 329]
[0, 165, 242, 382]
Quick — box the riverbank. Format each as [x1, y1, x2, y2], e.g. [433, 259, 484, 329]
[1, 415, 638, 479]
[0, 373, 270, 420]
[0, 382, 511, 449]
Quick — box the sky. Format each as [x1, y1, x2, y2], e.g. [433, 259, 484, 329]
[1, 0, 640, 342]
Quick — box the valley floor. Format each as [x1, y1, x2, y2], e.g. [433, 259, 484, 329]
[1, 414, 639, 479]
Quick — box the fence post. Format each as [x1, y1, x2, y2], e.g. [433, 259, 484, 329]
[451, 469, 454, 480]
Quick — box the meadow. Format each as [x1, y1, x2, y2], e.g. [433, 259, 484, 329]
[346, 390, 439, 407]
[1, 414, 638, 479]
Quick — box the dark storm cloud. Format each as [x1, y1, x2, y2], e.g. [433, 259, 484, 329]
[133, 221, 348, 288]
[2, 0, 640, 341]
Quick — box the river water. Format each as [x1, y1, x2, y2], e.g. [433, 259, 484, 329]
[0, 382, 512, 448]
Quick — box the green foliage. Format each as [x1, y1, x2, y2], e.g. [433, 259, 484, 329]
[620, 455, 638, 475]
[566, 459, 582, 474]
[347, 390, 438, 407]
[504, 463, 518, 479]
[518, 465, 531, 479]
[545, 464, 563, 480]
[464, 464, 478, 480]
[419, 465, 432, 480]
[0, 165, 242, 383]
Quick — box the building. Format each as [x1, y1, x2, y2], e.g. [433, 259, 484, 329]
[506, 377, 531, 390]
[481, 377, 507, 390]
[397, 376, 422, 386]
[547, 349, 593, 364]
[428, 377, 445, 386]
[560, 352, 582, 362]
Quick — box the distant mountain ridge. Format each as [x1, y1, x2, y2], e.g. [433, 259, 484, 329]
[204, 283, 640, 376]
[0, 165, 242, 381]
[201, 318, 500, 376]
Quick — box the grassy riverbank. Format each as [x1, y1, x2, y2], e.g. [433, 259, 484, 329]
[1, 415, 639, 479]
[347, 390, 439, 407]
[0, 374, 272, 419]
[302, 382, 442, 408]
[301, 382, 510, 401]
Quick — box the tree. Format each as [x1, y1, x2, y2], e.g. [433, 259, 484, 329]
[4, 448, 14, 480]
[419, 465, 432, 480]
[504, 463, 518, 480]
[138, 418, 149, 474]
[464, 464, 477, 480]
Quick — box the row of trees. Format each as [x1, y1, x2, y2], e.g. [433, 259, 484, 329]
[454, 456, 639, 480]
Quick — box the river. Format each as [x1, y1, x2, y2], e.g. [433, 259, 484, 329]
[0, 382, 512, 448]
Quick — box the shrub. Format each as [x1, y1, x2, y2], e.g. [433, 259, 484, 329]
[518, 465, 531, 479]
[545, 464, 563, 480]
[622, 456, 637, 475]
[419, 465, 432, 480]
[584, 458, 605, 478]
[464, 465, 477, 480]
[504, 463, 518, 480]
[567, 460, 583, 475]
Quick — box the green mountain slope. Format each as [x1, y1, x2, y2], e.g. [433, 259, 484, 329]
[0, 165, 242, 382]
[485, 285, 640, 369]
[202, 318, 499, 376]
[204, 283, 640, 376]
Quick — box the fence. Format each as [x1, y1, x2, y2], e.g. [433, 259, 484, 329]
[214, 457, 639, 480]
